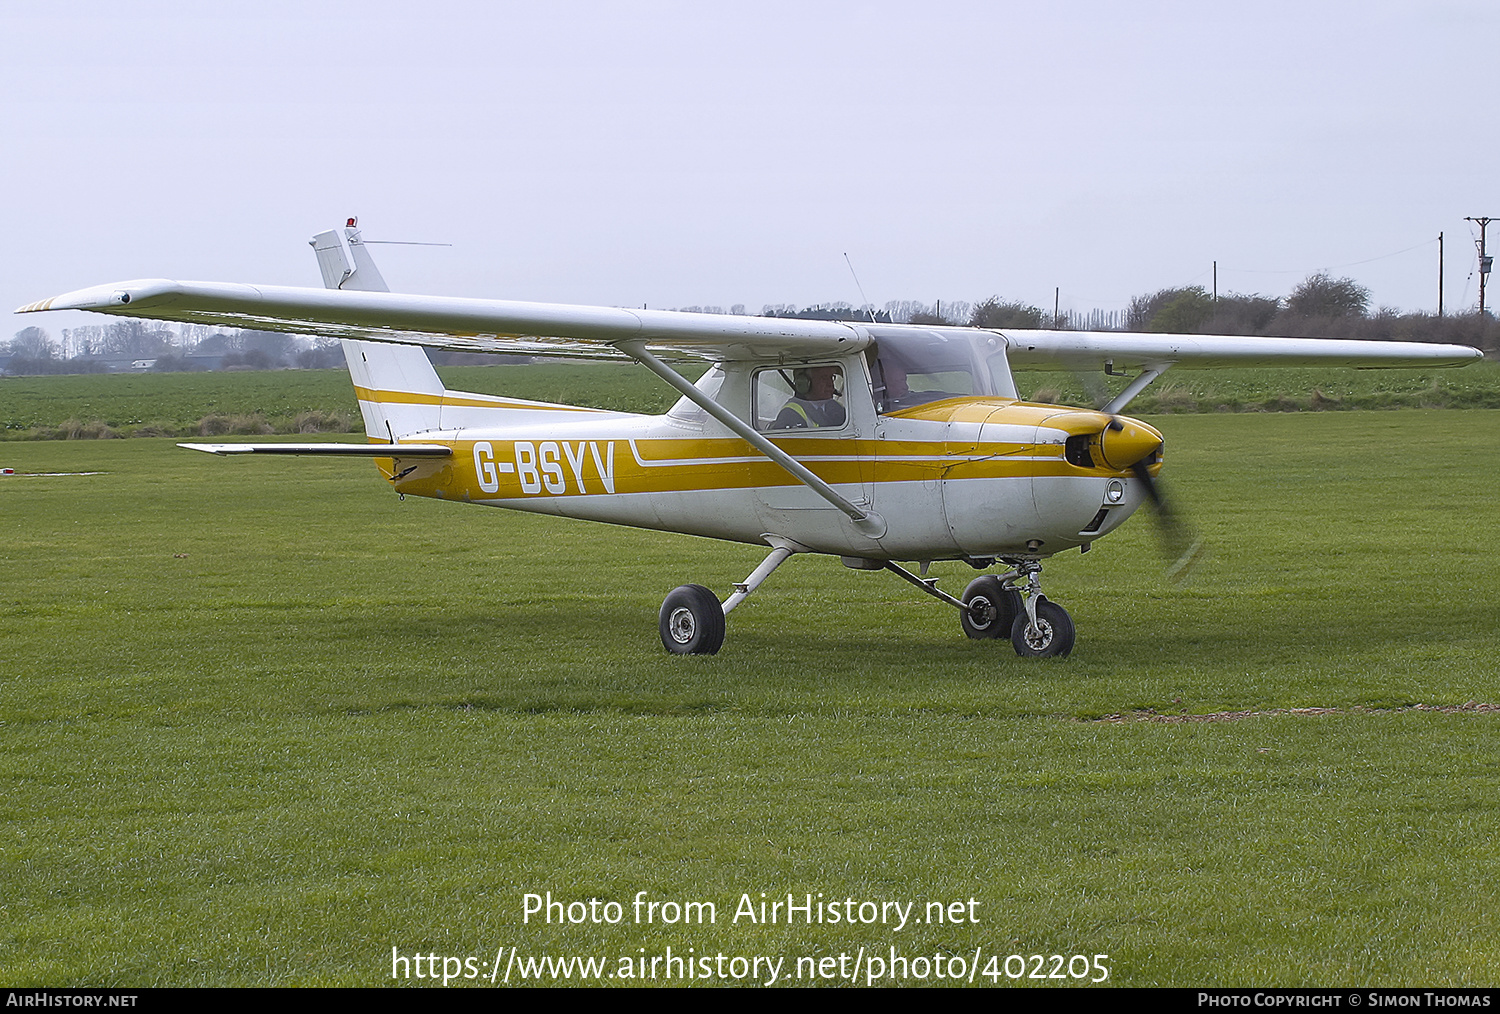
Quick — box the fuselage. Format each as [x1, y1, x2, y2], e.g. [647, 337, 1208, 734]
[369, 354, 1161, 562]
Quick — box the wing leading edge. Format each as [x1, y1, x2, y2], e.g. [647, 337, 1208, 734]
[1000, 329, 1483, 370]
[19, 278, 1484, 369]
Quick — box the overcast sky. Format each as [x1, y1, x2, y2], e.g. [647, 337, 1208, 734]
[5, 0, 1497, 337]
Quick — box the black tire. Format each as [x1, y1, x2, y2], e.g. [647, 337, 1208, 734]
[1010, 597, 1075, 658]
[659, 584, 726, 655]
[960, 576, 1021, 640]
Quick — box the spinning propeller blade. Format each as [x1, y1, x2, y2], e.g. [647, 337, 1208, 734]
[1076, 372, 1203, 580]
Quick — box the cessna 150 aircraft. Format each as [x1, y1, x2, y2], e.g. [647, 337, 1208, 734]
[19, 222, 1483, 658]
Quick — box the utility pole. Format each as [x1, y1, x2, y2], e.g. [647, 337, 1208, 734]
[1464, 217, 1495, 316]
[1213, 261, 1217, 304]
[1438, 232, 1444, 317]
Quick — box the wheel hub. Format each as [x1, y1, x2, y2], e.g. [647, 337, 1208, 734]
[970, 597, 996, 629]
[668, 606, 696, 644]
[1022, 619, 1053, 651]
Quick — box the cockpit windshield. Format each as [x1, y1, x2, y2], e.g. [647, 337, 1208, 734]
[865, 328, 981, 414]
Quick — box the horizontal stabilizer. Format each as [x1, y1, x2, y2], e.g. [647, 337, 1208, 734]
[178, 442, 452, 457]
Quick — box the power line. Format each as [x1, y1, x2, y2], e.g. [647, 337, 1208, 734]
[1223, 237, 1439, 276]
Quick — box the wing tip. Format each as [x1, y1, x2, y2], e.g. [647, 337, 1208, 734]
[17, 279, 185, 315]
[178, 443, 244, 455]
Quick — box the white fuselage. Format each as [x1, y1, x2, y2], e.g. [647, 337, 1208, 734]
[375, 352, 1152, 562]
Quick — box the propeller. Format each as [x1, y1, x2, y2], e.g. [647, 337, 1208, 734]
[1124, 437, 1202, 580]
[1076, 370, 1203, 580]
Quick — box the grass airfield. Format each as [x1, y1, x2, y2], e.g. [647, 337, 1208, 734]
[2, 409, 1498, 986]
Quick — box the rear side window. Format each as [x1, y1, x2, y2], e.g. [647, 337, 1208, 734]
[666, 365, 726, 423]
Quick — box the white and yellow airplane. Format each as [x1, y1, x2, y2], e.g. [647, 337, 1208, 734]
[19, 222, 1483, 658]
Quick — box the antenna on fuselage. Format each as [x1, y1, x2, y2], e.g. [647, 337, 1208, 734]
[843, 253, 878, 324]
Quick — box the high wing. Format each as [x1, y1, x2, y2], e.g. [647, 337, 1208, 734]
[18, 279, 865, 362]
[997, 329, 1483, 370]
[18, 277, 1483, 369]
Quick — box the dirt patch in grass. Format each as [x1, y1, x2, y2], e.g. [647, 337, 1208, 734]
[1090, 701, 1500, 723]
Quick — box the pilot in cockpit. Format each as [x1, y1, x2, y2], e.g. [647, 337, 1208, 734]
[771, 366, 846, 429]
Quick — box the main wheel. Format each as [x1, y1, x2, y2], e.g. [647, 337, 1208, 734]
[1010, 597, 1075, 658]
[960, 576, 1021, 640]
[659, 584, 726, 655]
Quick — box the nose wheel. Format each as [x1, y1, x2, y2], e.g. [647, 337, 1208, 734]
[1010, 596, 1074, 658]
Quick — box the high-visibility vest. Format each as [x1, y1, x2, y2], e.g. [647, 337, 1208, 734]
[779, 398, 843, 428]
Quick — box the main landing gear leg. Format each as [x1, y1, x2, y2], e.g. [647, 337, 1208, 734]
[659, 542, 797, 656]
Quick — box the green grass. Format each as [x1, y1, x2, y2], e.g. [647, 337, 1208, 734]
[3, 358, 1495, 440]
[0, 363, 698, 439]
[1019, 358, 1500, 412]
[0, 368, 363, 438]
[1, 412, 1498, 986]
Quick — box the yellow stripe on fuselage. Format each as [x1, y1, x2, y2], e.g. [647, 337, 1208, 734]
[352, 386, 614, 413]
[383, 435, 1119, 502]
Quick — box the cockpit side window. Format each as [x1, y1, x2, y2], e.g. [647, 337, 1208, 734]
[985, 346, 1019, 399]
[753, 364, 847, 431]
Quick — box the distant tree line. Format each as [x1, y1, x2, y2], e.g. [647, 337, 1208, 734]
[758, 272, 1495, 352]
[761, 301, 894, 323]
[2, 322, 345, 376]
[1117, 273, 1488, 347]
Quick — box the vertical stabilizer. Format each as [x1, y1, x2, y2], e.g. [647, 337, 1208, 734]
[344, 228, 389, 293]
[342, 341, 446, 441]
[312, 218, 446, 440]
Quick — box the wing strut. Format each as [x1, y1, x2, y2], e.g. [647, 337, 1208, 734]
[616, 340, 885, 537]
[1102, 362, 1173, 415]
